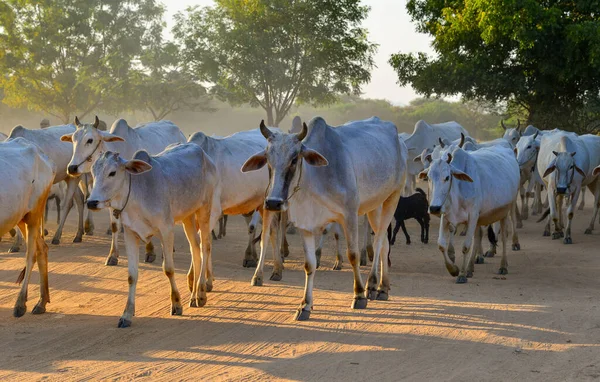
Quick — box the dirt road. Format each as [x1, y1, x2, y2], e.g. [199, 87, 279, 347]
[1, 195, 600, 381]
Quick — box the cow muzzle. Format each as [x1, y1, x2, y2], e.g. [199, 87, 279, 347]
[265, 198, 285, 211]
[556, 187, 567, 195]
[429, 205, 442, 215]
[87, 200, 100, 210]
[67, 164, 80, 176]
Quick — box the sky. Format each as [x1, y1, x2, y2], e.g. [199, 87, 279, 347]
[165, 0, 434, 105]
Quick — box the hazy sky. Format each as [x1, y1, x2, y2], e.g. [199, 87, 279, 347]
[165, 0, 433, 105]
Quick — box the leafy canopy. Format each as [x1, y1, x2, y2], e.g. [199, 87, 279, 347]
[389, 0, 600, 131]
[174, 0, 376, 126]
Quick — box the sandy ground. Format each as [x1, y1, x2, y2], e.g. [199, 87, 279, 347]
[1, 192, 600, 381]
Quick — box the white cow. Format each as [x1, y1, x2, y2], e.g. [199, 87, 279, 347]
[8, 123, 88, 244]
[419, 145, 520, 281]
[242, 117, 406, 321]
[501, 119, 523, 148]
[0, 138, 55, 317]
[514, 133, 544, 222]
[61, 117, 186, 266]
[87, 144, 221, 327]
[537, 131, 589, 243]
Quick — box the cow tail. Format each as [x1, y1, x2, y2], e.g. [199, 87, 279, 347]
[537, 208, 550, 223]
[487, 226, 497, 246]
[16, 267, 26, 285]
[252, 233, 262, 245]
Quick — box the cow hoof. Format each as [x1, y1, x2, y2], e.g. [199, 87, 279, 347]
[543, 230, 551, 237]
[106, 228, 112, 235]
[406, 240, 411, 245]
[460, 231, 467, 236]
[484, 250, 496, 258]
[189, 299, 198, 308]
[117, 318, 132, 328]
[366, 289, 377, 301]
[105, 257, 118, 266]
[270, 272, 282, 282]
[206, 282, 213, 293]
[445, 263, 459, 277]
[51, 238, 60, 245]
[8, 245, 20, 253]
[564, 237, 573, 244]
[13, 305, 26, 318]
[423, 239, 429, 244]
[294, 309, 311, 321]
[498, 267, 508, 275]
[43, 229, 48, 236]
[475, 256, 484, 264]
[243, 258, 257, 268]
[145, 253, 156, 263]
[32, 303, 46, 315]
[73, 236, 82, 243]
[552, 232, 562, 240]
[585, 228, 593, 235]
[283, 248, 290, 258]
[512, 243, 521, 251]
[251, 276, 263, 286]
[367, 245, 374, 262]
[332, 261, 342, 271]
[287, 225, 297, 235]
[516, 222, 523, 229]
[466, 270, 473, 278]
[198, 295, 207, 307]
[376, 290, 389, 301]
[456, 275, 468, 284]
[171, 305, 183, 315]
[359, 255, 367, 266]
[351, 297, 368, 309]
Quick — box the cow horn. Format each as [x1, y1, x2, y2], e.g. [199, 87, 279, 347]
[438, 137, 445, 148]
[74, 116, 81, 127]
[446, 153, 453, 164]
[93, 116, 100, 129]
[533, 131, 539, 140]
[259, 120, 273, 140]
[297, 122, 308, 141]
[501, 120, 507, 130]
[458, 133, 465, 148]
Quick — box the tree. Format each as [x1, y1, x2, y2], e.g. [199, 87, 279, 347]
[129, 41, 211, 121]
[389, 0, 600, 132]
[174, 0, 376, 126]
[0, 0, 164, 123]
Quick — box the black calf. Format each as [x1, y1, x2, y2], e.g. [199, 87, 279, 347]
[390, 188, 430, 245]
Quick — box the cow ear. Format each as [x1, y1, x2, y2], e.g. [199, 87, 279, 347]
[543, 162, 556, 178]
[425, 154, 432, 162]
[301, 146, 328, 167]
[60, 134, 73, 142]
[125, 159, 152, 175]
[451, 168, 473, 182]
[100, 132, 125, 142]
[575, 166, 586, 177]
[241, 150, 267, 172]
[418, 170, 429, 180]
[513, 147, 518, 156]
[593, 166, 600, 177]
[413, 155, 422, 163]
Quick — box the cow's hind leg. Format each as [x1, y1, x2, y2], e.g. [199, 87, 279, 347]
[456, 214, 478, 284]
[9, 227, 23, 253]
[183, 216, 203, 307]
[342, 214, 368, 309]
[51, 178, 82, 245]
[585, 182, 600, 234]
[563, 187, 580, 244]
[243, 212, 258, 267]
[332, 223, 343, 270]
[294, 231, 317, 321]
[579, 189, 586, 210]
[360, 215, 373, 265]
[498, 216, 509, 274]
[160, 227, 183, 314]
[510, 202, 520, 250]
[13, 221, 36, 317]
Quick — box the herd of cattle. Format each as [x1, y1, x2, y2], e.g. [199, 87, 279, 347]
[1, 115, 599, 328]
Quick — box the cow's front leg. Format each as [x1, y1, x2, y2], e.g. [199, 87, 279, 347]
[342, 214, 367, 309]
[498, 216, 509, 275]
[294, 230, 317, 321]
[564, 188, 580, 244]
[105, 212, 120, 266]
[52, 178, 81, 244]
[438, 215, 458, 276]
[360, 215, 374, 265]
[243, 212, 258, 267]
[271, 212, 285, 281]
[457, 216, 478, 284]
[119, 228, 139, 328]
[251, 211, 274, 286]
[552, 194, 565, 239]
[160, 228, 183, 314]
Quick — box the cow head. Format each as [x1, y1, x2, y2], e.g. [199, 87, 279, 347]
[514, 132, 539, 168]
[87, 151, 151, 211]
[418, 153, 473, 215]
[61, 116, 124, 176]
[241, 120, 328, 212]
[501, 119, 522, 148]
[542, 151, 585, 195]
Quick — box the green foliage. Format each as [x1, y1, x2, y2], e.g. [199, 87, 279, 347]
[389, 0, 600, 132]
[174, 0, 376, 126]
[0, 0, 164, 123]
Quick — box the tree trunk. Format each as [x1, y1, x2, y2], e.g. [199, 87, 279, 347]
[266, 107, 275, 127]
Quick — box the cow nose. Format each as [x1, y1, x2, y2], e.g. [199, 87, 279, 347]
[87, 200, 99, 210]
[67, 164, 79, 175]
[556, 187, 567, 195]
[265, 198, 284, 211]
[429, 205, 442, 214]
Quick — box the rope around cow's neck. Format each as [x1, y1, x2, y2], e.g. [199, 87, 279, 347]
[113, 173, 132, 219]
[73, 140, 102, 170]
[439, 175, 453, 214]
[262, 156, 303, 203]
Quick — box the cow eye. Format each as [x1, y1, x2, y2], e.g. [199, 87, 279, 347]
[527, 145, 531, 149]
[87, 138, 93, 144]
[290, 157, 298, 166]
[444, 176, 450, 182]
[108, 171, 116, 177]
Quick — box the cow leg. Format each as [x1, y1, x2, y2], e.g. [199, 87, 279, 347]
[484, 223, 499, 258]
[9, 227, 23, 253]
[332, 223, 343, 270]
[280, 212, 290, 258]
[535, 182, 544, 214]
[472, 226, 484, 266]
[13, 222, 34, 317]
[578, 189, 586, 210]
[55, 196, 61, 225]
[366, 207, 383, 300]
[341, 214, 367, 309]
[498, 216, 509, 275]
[251, 211, 274, 286]
[44, 198, 49, 226]
[84, 206, 94, 236]
[515, 201, 523, 229]
[294, 230, 317, 321]
[52, 178, 82, 245]
[105, 213, 121, 266]
[183, 216, 203, 307]
[360, 215, 373, 265]
[315, 227, 326, 269]
[118, 228, 139, 328]
[390, 218, 401, 245]
[520, 180, 529, 220]
[510, 202, 521, 250]
[585, 182, 600, 234]
[564, 187, 580, 244]
[270, 212, 285, 281]
[438, 215, 458, 276]
[447, 225, 456, 262]
[243, 212, 258, 267]
[456, 215, 478, 284]
[400, 220, 411, 245]
[552, 194, 565, 239]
